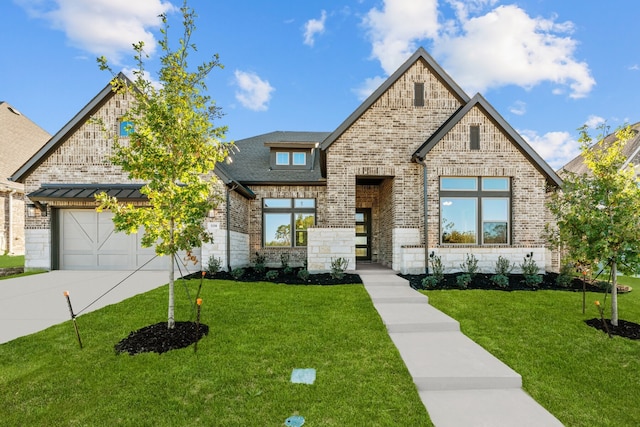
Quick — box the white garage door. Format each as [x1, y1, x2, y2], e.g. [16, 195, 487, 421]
[59, 209, 201, 271]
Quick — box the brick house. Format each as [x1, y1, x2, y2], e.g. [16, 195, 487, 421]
[12, 48, 561, 274]
[0, 102, 50, 255]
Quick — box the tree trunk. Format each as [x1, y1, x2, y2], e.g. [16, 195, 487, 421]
[168, 251, 175, 329]
[611, 259, 618, 326]
[168, 218, 175, 329]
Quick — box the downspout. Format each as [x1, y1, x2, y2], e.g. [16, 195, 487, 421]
[8, 189, 16, 254]
[421, 160, 429, 274]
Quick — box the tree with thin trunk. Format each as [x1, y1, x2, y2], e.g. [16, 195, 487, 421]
[547, 124, 640, 326]
[95, 1, 229, 329]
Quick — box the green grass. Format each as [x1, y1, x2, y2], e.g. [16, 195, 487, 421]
[0, 254, 24, 268]
[423, 287, 640, 427]
[0, 280, 432, 426]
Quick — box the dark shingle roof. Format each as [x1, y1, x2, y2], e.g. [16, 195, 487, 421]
[560, 122, 640, 176]
[0, 102, 50, 190]
[223, 131, 330, 184]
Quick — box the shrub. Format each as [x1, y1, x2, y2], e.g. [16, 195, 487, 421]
[456, 273, 472, 289]
[491, 274, 510, 289]
[284, 266, 294, 276]
[520, 253, 541, 288]
[492, 256, 513, 289]
[330, 257, 349, 280]
[206, 255, 222, 274]
[231, 267, 245, 279]
[429, 252, 445, 282]
[422, 276, 440, 289]
[556, 263, 574, 288]
[460, 254, 479, 276]
[265, 270, 279, 281]
[297, 269, 310, 281]
[254, 252, 266, 274]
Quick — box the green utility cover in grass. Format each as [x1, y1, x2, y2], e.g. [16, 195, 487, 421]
[290, 368, 316, 384]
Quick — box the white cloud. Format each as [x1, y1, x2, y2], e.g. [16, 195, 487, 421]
[234, 70, 275, 111]
[359, 1, 595, 100]
[352, 76, 387, 101]
[629, 64, 640, 71]
[303, 10, 327, 46]
[520, 129, 579, 169]
[362, 0, 439, 75]
[121, 67, 162, 90]
[433, 5, 595, 98]
[509, 100, 526, 116]
[585, 115, 605, 129]
[17, 0, 175, 64]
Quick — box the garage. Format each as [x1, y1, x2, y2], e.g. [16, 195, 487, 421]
[58, 209, 201, 271]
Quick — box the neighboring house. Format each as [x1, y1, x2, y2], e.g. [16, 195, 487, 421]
[560, 122, 640, 176]
[0, 102, 50, 255]
[12, 48, 561, 274]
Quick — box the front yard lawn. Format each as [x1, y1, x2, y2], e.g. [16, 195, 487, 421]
[424, 287, 640, 427]
[0, 279, 432, 426]
[0, 254, 24, 268]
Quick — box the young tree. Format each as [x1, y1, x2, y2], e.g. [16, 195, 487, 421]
[96, 2, 229, 329]
[547, 124, 640, 325]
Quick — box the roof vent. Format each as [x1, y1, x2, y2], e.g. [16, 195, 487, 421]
[7, 106, 21, 116]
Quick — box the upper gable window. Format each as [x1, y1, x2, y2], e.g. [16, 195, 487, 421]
[470, 125, 480, 150]
[119, 120, 134, 137]
[292, 152, 306, 165]
[265, 141, 318, 170]
[414, 82, 425, 107]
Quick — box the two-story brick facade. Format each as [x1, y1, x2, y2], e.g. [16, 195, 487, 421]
[12, 48, 561, 274]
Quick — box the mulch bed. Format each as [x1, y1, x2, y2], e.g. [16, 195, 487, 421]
[115, 321, 209, 355]
[400, 271, 619, 293]
[190, 267, 363, 285]
[584, 318, 640, 340]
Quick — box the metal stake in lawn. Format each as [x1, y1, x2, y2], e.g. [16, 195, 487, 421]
[595, 300, 612, 339]
[194, 298, 203, 353]
[63, 291, 83, 349]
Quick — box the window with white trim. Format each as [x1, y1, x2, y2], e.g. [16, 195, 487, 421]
[440, 177, 510, 245]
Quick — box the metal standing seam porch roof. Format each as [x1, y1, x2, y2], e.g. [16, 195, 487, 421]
[27, 184, 148, 203]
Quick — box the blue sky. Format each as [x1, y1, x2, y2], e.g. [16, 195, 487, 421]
[2, 0, 639, 169]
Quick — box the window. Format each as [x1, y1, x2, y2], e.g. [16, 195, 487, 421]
[276, 152, 290, 165]
[470, 125, 480, 150]
[292, 152, 306, 165]
[272, 150, 309, 168]
[119, 120, 134, 137]
[414, 82, 425, 107]
[263, 198, 315, 247]
[440, 177, 510, 245]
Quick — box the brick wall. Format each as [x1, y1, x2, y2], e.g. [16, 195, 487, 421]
[246, 184, 327, 267]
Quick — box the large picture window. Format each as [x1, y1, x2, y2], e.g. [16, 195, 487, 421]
[263, 198, 315, 247]
[440, 177, 510, 245]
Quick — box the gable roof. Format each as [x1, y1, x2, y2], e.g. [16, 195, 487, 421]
[319, 47, 470, 152]
[412, 93, 562, 188]
[0, 102, 50, 190]
[223, 131, 330, 185]
[10, 73, 133, 184]
[560, 122, 640, 176]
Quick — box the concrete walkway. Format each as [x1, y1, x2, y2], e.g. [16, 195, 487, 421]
[358, 267, 563, 427]
[0, 270, 168, 344]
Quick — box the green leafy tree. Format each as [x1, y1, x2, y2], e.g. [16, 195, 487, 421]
[547, 124, 640, 325]
[95, 2, 229, 329]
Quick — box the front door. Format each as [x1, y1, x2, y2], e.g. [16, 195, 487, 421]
[355, 208, 371, 261]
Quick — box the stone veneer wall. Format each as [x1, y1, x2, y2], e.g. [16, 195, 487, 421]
[307, 228, 354, 273]
[0, 190, 26, 255]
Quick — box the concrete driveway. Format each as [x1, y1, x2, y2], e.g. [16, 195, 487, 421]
[0, 270, 169, 344]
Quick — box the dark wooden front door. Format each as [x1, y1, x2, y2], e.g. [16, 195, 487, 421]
[355, 208, 371, 261]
